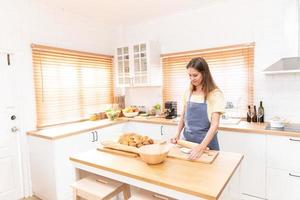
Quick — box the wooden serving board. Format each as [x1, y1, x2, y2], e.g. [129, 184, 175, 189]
[97, 146, 139, 157]
[100, 140, 218, 164]
[168, 145, 219, 164]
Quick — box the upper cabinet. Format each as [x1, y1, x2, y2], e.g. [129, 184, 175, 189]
[115, 41, 161, 87]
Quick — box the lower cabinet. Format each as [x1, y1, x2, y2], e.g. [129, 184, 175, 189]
[28, 124, 124, 200]
[29, 131, 99, 200]
[29, 121, 300, 200]
[218, 131, 266, 200]
[123, 122, 162, 140]
[266, 134, 300, 200]
[123, 122, 177, 141]
[266, 168, 300, 200]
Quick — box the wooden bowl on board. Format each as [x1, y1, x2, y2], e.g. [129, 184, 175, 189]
[138, 144, 169, 165]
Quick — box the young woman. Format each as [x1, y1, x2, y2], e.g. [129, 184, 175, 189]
[170, 57, 225, 160]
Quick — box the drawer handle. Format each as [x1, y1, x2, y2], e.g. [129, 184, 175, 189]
[289, 138, 300, 142]
[96, 178, 108, 184]
[289, 173, 300, 178]
[152, 194, 169, 200]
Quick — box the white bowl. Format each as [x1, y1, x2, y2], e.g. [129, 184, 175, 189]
[122, 111, 139, 118]
[270, 120, 284, 128]
[138, 144, 169, 164]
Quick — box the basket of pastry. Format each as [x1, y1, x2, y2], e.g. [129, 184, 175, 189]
[100, 132, 169, 164]
[118, 132, 154, 147]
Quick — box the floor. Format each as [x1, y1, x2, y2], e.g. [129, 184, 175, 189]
[23, 196, 41, 200]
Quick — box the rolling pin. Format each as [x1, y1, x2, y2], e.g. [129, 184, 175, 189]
[177, 140, 198, 148]
[177, 140, 211, 154]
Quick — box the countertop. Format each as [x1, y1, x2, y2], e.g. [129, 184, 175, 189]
[27, 116, 300, 140]
[70, 149, 243, 200]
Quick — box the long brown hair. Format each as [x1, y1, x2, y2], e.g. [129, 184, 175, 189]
[186, 57, 218, 99]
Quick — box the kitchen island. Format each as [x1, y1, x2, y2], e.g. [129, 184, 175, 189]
[70, 149, 243, 200]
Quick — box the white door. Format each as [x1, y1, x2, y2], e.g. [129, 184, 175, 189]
[0, 52, 22, 200]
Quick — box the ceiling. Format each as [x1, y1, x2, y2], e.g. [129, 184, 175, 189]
[39, 0, 218, 26]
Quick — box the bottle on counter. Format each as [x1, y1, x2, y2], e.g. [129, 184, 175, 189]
[247, 105, 251, 122]
[253, 105, 258, 122]
[257, 101, 264, 123]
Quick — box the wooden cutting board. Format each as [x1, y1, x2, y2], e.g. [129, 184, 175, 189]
[100, 140, 218, 164]
[168, 145, 219, 164]
[97, 146, 139, 157]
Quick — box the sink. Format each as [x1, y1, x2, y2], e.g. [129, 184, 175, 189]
[265, 123, 300, 132]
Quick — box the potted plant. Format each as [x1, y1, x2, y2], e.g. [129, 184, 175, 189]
[153, 103, 161, 116]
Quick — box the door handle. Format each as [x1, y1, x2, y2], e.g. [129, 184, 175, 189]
[160, 125, 164, 136]
[11, 126, 19, 133]
[95, 131, 99, 141]
[91, 131, 95, 142]
[289, 173, 300, 178]
[289, 138, 300, 142]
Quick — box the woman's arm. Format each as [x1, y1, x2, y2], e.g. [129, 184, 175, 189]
[170, 107, 185, 143]
[188, 112, 221, 160]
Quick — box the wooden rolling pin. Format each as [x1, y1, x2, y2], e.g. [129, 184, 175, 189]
[177, 140, 211, 154]
[177, 140, 198, 148]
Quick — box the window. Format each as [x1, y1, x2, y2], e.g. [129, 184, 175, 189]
[32, 44, 114, 128]
[161, 43, 254, 117]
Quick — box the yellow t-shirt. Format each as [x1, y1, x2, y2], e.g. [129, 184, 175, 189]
[183, 88, 225, 122]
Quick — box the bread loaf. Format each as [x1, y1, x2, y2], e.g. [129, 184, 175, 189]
[118, 132, 154, 148]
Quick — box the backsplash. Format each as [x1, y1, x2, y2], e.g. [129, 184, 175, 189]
[259, 73, 300, 123]
[123, 73, 300, 123]
[125, 86, 162, 110]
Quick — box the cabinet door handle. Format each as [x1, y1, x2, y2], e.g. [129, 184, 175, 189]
[95, 131, 99, 141]
[91, 131, 95, 142]
[289, 138, 300, 142]
[289, 173, 300, 178]
[160, 125, 163, 136]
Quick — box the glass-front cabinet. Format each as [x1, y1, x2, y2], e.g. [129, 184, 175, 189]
[115, 41, 161, 87]
[117, 47, 130, 85]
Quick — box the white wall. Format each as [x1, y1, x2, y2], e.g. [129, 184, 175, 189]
[117, 0, 300, 122]
[0, 0, 118, 197]
[1, 0, 118, 130]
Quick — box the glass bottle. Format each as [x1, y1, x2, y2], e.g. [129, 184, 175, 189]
[247, 105, 251, 122]
[253, 105, 258, 122]
[257, 101, 264, 123]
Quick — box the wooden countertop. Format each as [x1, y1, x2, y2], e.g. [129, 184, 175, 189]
[27, 117, 300, 140]
[27, 118, 129, 140]
[70, 149, 243, 200]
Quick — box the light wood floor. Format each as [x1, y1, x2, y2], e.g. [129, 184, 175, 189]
[22, 196, 41, 200]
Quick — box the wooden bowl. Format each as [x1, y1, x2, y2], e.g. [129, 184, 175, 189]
[138, 144, 169, 164]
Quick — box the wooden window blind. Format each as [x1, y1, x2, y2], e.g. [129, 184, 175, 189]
[32, 44, 114, 128]
[162, 43, 254, 117]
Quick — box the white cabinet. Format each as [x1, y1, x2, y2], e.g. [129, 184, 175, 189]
[266, 135, 300, 200]
[266, 135, 300, 171]
[123, 122, 162, 140]
[160, 124, 177, 140]
[266, 168, 300, 200]
[97, 123, 124, 141]
[29, 131, 98, 200]
[218, 131, 266, 199]
[123, 122, 177, 141]
[115, 41, 161, 87]
[28, 125, 123, 200]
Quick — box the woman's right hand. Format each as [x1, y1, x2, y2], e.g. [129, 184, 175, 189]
[170, 135, 180, 144]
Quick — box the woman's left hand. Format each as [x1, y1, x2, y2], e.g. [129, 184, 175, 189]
[188, 144, 206, 160]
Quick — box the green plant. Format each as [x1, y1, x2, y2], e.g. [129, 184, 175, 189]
[153, 103, 161, 110]
[105, 109, 120, 120]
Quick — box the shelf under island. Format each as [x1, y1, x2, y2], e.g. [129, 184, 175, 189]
[70, 149, 243, 200]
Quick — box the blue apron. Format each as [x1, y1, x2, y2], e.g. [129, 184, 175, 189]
[183, 94, 220, 150]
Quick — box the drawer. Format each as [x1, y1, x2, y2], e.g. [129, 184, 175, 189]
[267, 135, 300, 171]
[266, 168, 300, 200]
